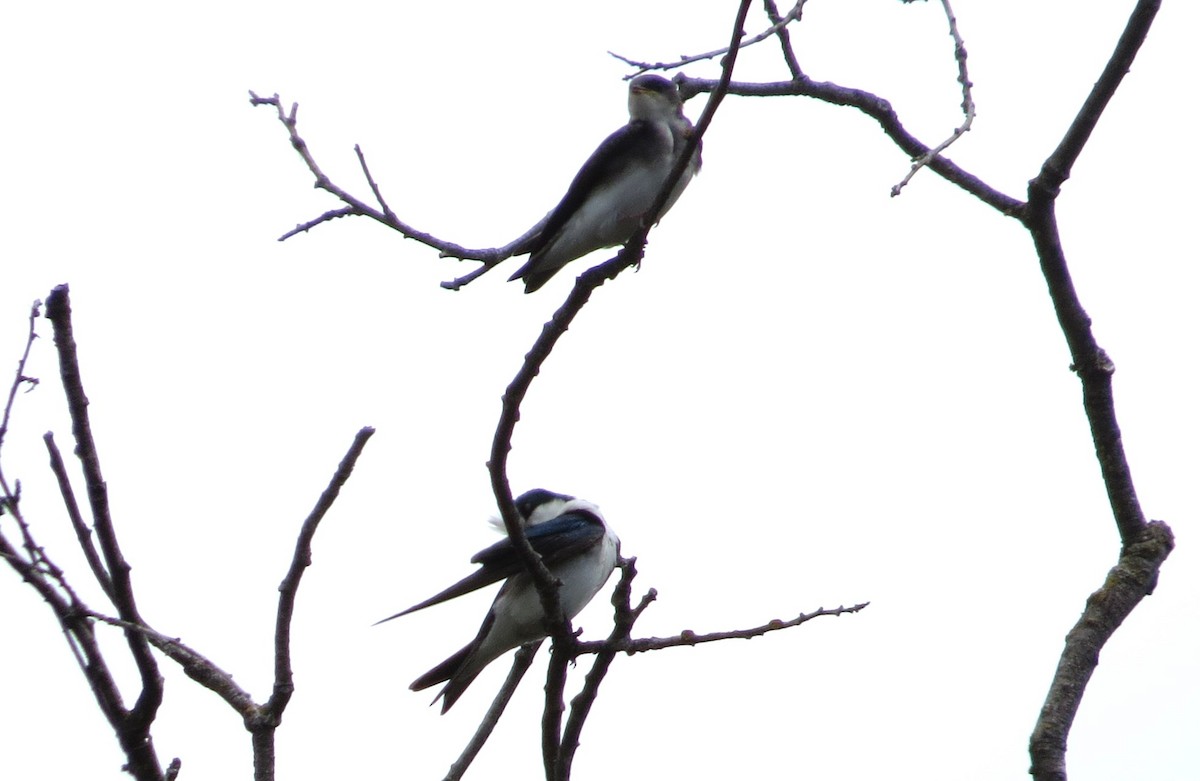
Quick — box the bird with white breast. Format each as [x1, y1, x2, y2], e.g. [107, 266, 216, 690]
[378, 489, 620, 713]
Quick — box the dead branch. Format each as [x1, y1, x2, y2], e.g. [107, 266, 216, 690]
[249, 90, 538, 287]
[2, 288, 375, 781]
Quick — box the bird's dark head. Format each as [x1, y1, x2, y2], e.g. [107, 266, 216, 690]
[628, 74, 682, 119]
[514, 488, 576, 526]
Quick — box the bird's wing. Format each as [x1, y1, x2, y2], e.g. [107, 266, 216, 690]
[375, 511, 606, 624]
[511, 120, 665, 269]
[472, 511, 606, 568]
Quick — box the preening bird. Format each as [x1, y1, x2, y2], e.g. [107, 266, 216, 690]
[508, 74, 702, 293]
[377, 489, 620, 713]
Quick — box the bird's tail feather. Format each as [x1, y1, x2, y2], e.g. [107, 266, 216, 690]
[411, 645, 484, 714]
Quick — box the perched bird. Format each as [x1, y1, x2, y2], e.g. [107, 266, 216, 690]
[378, 489, 620, 713]
[508, 74, 702, 293]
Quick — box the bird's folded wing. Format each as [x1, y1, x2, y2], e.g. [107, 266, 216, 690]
[375, 512, 605, 624]
[511, 121, 664, 270]
[472, 512, 606, 568]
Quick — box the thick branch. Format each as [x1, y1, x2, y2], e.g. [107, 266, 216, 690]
[1023, 200, 1145, 543]
[677, 76, 1022, 215]
[43, 284, 166, 778]
[1031, 0, 1161, 197]
[1023, 0, 1161, 546]
[1029, 521, 1173, 781]
[1016, 4, 1168, 779]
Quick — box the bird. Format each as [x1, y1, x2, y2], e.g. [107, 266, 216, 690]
[377, 489, 620, 713]
[507, 74, 702, 293]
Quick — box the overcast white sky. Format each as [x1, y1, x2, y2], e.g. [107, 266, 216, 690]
[2, 2, 1197, 779]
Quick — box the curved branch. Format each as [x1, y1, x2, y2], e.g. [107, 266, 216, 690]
[890, 0, 975, 197]
[1029, 521, 1173, 781]
[249, 91, 536, 286]
[1021, 4, 1168, 778]
[250, 425, 375, 780]
[677, 76, 1023, 215]
[1023, 0, 1161, 547]
[608, 0, 806, 75]
[267, 425, 376, 717]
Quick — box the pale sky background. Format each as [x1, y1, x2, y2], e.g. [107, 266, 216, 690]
[2, 2, 1197, 779]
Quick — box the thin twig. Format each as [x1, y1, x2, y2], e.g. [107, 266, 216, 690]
[608, 0, 804, 75]
[763, 0, 805, 80]
[249, 90, 525, 281]
[44, 431, 116, 601]
[0, 300, 40, 448]
[355, 144, 397, 222]
[88, 611, 259, 716]
[262, 426, 376, 722]
[891, 0, 975, 196]
[555, 557, 649, 781]
[444, 642, 542, 781]
[279, 207, 358, 240]
[575, 603, 870, 656]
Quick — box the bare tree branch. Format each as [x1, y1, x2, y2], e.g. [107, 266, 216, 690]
[891, 0, 975, 196]
[1029, 521, 1173, 781]
[250, 425, 376, 780]
[88, 612, 259, 716]
[575, 602, 870, 656]
[0, 300, 40, 449]
[1032, 1, 1161, 200]
[762, 0, 804, 80]
[669, 3, 1170, 778]
[608, 0, 805, 75]
[1020, 3, 1168, 779]
[444, 642, 543, 781]
[1022, 0, 1160, 548]
[44, 431, 116, 601]
[3, 289, 375, 781]
[555, 557, 652, 781]
[478, 4, 760, 778]
[249, 90, 538, 285]
[43, 284, 168, 780]
[679, 75, 1023, 215]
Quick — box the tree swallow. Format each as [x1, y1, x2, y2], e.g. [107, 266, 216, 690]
[378, 489, 620, 713]
[508, 74, 702, 293]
